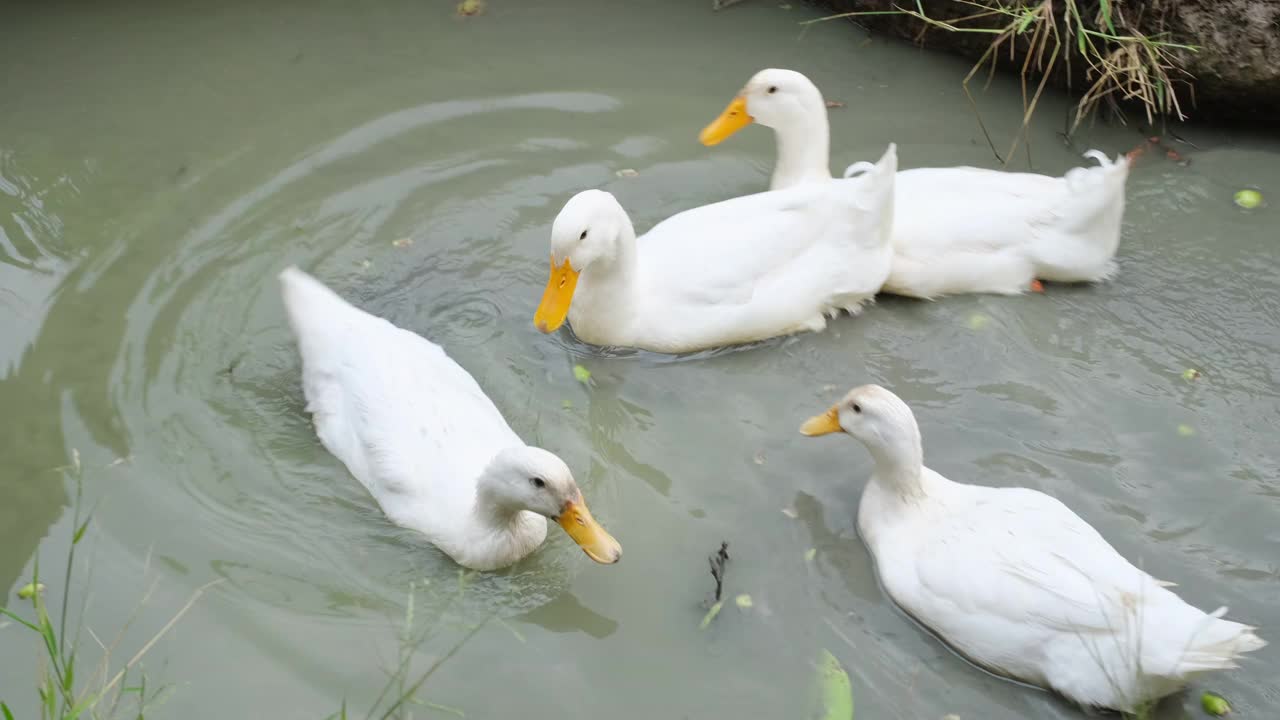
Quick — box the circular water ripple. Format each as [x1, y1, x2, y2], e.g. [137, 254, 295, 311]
[103, 93, 631, 622]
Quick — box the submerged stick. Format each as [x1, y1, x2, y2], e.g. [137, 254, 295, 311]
[709, 541, 729, 603]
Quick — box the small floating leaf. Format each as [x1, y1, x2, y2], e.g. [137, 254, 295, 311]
[1201, 691, 1231, 716]
[561, 399, 574, 409]
[804, 548, 817, 562]
[456, 0, 485, 16]
[735, 594, 753, 609]
[1233, 189, 1262, 210]
[1181, 368, 1201, 381]
[392, 237, 413, 248]
[572, 364, 591, 384]
[966, 313, 990, 330]
[825, 100, 845, 109]
[615, 168, 638, 178]
[809, 648, 854, 720]
[699, 600, 723, 629]
[1177, 423, 1195, 437]
[17, 582, 45, 600]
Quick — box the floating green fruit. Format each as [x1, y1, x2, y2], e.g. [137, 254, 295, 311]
[17, 582, 44, 600]
[1233, 189, 1262, 209]
[735, 593, 753, 609]
[1177, 424, 1195, 437]
[572, 364, 591, 384]
[1182, 368, 1201, 381]
[1201, 690, 1231, 716]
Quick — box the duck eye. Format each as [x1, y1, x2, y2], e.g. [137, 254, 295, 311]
[767, 86, 778, 94]
[579, 230, 588, 240]
[851, 403, 862, 414]
[531, 477, 546, 489]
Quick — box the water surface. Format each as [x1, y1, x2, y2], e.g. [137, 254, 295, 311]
[2, 1, 1277, 718]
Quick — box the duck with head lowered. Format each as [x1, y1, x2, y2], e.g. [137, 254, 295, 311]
[280, 266, 621, 571]
[701, 68, 1130, 299]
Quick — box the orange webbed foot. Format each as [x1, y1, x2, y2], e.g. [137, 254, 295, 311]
[1030, 279, 1045, 293]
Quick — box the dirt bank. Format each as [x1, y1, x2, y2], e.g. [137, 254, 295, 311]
[812, 0, 1280, 124]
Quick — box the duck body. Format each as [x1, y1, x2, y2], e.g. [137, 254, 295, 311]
[280, 267, 620, 571]
[534, 144, 898, 354]
[885, 154, 1128, 297]
[701, 69, 1129, 299]
[802, 386, 1265, 712]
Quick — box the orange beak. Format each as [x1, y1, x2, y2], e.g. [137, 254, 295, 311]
[799, 406, 842, 436]
[556, 493, 621, 564]
[699, 96, 753, 146]
[534, 256, 580, 333]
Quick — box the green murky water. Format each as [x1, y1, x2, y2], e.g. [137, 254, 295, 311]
[2, 1, 1277, 717]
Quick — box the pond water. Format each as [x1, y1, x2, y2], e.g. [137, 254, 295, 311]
[2, 0, 1277, 717]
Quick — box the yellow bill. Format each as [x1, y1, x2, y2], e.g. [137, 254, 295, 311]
[534, 256, 579, 333]
[699, 96, 753, 146]
[799, 406, 842, 436]
[557, 494, 621, 564]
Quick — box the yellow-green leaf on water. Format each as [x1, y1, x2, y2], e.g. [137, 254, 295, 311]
[561, 399, 574, 409]
[456, 0, 485, 16]
[1177, 423, 1195, 437]
[809, 648, 853, 720]
[572, 364, 591, 384]
[804, 548, 817, 562]
[17, 582, 45, 600]
[1182, 368, 1201, 381]
[698, 600, 723, 629]
[1233, 189, 1262, 210]
[735, 593, 753, 609]
[966, 313, 990, 331]
[1201, 691, 1231, 715]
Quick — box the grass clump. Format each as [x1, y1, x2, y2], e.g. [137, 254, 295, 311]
[327, 572, 493, 720]
[1, 451, 221, 720]
[808, 0, 1197, 162]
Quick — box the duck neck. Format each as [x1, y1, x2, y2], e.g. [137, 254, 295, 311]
[472, 480, 527, 534]
[569, 219, 640, 341]
[769, 109, 832, 190]
[867, 436, 927, 501]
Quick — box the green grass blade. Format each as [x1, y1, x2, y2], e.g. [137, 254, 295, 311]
[1015, 11, 1036, 34]
[0, 607, 43, 633]
[41, 678, 55, 719]
[2, 701, 15, 720]
[1099, 0, 1116, 33]
[62, 655, 75, 696]
[72, 519, 90, 545]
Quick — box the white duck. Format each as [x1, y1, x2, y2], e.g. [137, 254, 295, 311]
[279, 267, 621, 571]
[700, 69, 1130, 299]
[532, 144, 898, 354]
[800, 385, 1265, 712]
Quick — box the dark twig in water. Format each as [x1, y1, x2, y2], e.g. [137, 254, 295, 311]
[708, 541, 729, 603]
